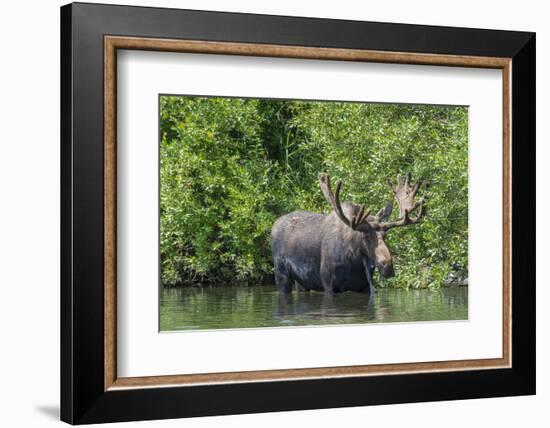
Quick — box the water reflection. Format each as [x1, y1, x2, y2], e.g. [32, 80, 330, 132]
[274, 292, 376, 322]
[160, 285, 468, 331]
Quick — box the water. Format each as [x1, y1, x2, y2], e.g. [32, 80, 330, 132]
[160, 285, 468, 331]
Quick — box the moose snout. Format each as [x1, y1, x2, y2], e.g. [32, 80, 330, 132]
[378, 261, 395, 278]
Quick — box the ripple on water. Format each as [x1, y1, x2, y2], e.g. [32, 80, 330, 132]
[160, 285, 468, 331]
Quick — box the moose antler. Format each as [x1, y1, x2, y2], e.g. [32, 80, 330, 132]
[318, 173, 427, 233]
[318, 174, 371, 230]
[380, 173, 428, 231]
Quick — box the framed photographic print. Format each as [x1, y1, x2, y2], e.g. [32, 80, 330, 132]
[60, 2, 535, 424]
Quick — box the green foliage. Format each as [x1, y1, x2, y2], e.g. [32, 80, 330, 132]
[160, 96, 468, 289]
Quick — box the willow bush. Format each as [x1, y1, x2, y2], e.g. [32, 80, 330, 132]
[160, 96, 468, 289]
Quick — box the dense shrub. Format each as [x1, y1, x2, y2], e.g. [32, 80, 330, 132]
[160, 96, 468, 289]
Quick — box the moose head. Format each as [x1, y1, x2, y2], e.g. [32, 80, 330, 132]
[318, 173, 428, 278]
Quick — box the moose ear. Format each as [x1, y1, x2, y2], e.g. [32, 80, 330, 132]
[378, 202, 393, 221]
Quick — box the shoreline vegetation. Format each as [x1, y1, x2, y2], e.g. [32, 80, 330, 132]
[160, 277, 469, 289]
[160, 96, 468, 290]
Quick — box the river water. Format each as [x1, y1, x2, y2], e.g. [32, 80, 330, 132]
[160, 285, 468, 331]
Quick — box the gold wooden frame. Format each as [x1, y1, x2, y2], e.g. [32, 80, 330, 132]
[104, 35, 512, 391]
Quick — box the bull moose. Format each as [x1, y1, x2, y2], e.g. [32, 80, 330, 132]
[271, 173, 428, 294]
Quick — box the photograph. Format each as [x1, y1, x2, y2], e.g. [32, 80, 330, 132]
[54, 1, 536, 425]
[159, 95, 469, 331]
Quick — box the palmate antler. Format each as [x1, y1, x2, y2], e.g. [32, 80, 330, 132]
[382, 173, 428, 230]
[319, 173, 428, 232]
[319, 174, 371, 230]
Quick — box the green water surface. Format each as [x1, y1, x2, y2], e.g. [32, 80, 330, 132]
[160, 285, 468, 331]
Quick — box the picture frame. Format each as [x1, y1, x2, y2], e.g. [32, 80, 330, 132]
[60, 2, 535, 424]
